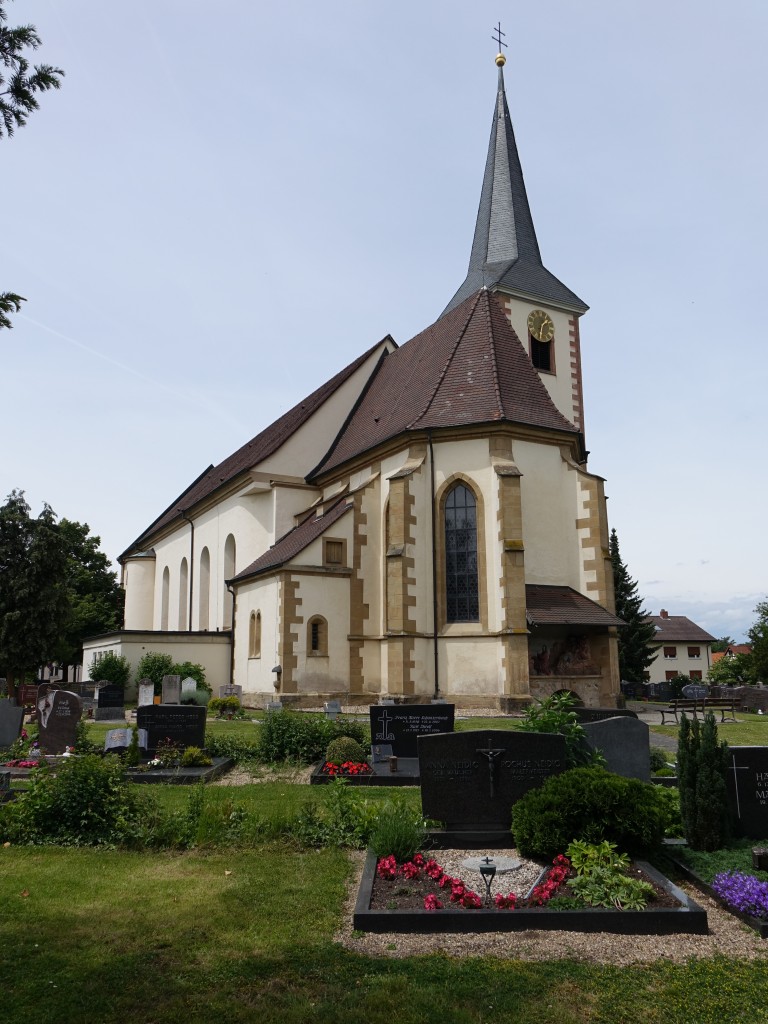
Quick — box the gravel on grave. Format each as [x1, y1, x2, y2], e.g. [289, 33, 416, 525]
[338, 850, 768, 964]
[368, 850, 678, 912]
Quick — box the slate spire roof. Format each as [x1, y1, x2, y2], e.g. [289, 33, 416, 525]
[442, 65, 587, 317]
[311, 287, 579, 479]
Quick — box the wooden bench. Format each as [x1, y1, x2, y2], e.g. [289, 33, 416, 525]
[659, 697, 738, 725]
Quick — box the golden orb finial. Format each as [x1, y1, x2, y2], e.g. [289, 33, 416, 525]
[495, 52, 506, 67]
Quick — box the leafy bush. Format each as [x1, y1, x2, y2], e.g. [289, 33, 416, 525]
[208, 696, 242, 717]
[135, 652, 175, 694]
[74, 717, 101, 755]
[325, 735, 367, 765]
[89, 651, 130, 687]
[125, 726, 140, 767]
[181, 746, 212, 767]
[0, 756, 143, 846]
[173, 661, 210, 694]
[650, 746, 672, 773]
[369, 793, 426, 861]
[520, 692, 603, 768]
[678, 712, 730, 851]
[204, 732, 261, 764]
[511, 767, 667, 860]
[290, 778, 379, 848]
[257, 711, 367, 764]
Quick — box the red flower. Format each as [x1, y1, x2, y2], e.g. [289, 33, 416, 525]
[413, 853, 425, 867]
[401, 861, 421, 880]
[460, 890, 482, 909]
[438, 874, 454, 890]
[376, 855, 398, 880]
[424, 894, 443, 911]
[424, 859, 444, 880]
[494, 893, 517, 910]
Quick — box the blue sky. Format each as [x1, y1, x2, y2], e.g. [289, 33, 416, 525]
[4, 1, 766, 642]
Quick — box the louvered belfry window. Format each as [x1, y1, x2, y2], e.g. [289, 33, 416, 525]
[445, 484, 479, 622]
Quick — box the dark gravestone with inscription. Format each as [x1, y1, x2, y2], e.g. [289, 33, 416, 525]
[582, 716, 650, 782]
[725, 746, 768, 839]
[37, 688, 82, 754]
[573, 707, 638, 723]
[370, 704, 454, 758]
[0, 699, 24, 748]
[137, 705, 206, 754]
[419, 730, 566, 835]
[94, 684, 125, 721]
[681, 683, 708, 699]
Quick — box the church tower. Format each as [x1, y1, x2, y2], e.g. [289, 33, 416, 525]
[443, 50, 589, 438]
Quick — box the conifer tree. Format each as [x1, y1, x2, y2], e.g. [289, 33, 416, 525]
[677, 712, 730, 851]
[609, 528, 656, 682]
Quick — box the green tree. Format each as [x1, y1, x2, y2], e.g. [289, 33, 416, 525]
[1, 0, 64, 328]
[707, 651, 756, 686]
[55, 519, 124, 677]
[609, 528, 656, 682]
[0, 490, 69, 699]
[748, 600, 768, 683]
[711, 636, 736, 654]
[88, 651, 130, 688]
[677, 713, 730, 851]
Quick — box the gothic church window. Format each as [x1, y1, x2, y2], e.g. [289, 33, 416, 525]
[249, 611, 261, 658]
[444, 483, 479, 622]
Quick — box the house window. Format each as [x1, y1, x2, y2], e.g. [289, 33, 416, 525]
[249, 611, 261, 658]
[307, 615, 328, 656]
[687, 647, 701, 659]
[663, 646, 677, 659]
[444, 483, 479, 622]
[323, 538, 345, 566]
[665, 671, 678, 682]
[690, 670, 703, 680]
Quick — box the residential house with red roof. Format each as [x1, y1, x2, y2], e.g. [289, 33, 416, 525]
[85, 52, 623, 709]
[645, 609, 716, 684]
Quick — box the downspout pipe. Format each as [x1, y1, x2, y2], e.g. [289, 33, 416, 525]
[428, 431, 439, 700]
[181, 512, 194, 631]
[226, 582, 236, 689]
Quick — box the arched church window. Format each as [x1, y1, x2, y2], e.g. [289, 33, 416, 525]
[307, 615, 328, 656]
[160, 566, 170, 630]
[249, 611, 261, 658]
[223, 534, 236, 629]
[178, 558, 188, 630]
[199, 547, 210, 630]
[444, 483, 479, 622]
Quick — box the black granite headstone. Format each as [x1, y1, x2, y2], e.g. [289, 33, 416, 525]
[95, 684, 125, 721]
[37, 688, 82, 754]
[369, 704, 455, 758]
[681, 684, 708, 699]
[573, 706, 638, 723]
[136, 705, 206, 754]
[0, 699, 24, 748]
[582, 716, 650, 782]
[725, 746, 768, 839]
[419, 729, 566, 833]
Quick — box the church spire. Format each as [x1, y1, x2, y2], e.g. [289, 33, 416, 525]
[442, 48, 587, 317]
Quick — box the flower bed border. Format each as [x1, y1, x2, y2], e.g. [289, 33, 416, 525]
[310, 758, 419, 786]
[663, 853, 768, 939]
[353, 850, 708, 934]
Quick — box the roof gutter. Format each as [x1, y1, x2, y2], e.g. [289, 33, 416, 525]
[180, 512, 194, 631]
[428, 431, 440, 700]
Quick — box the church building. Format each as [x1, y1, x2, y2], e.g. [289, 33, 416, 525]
[88, 52, 623, 709]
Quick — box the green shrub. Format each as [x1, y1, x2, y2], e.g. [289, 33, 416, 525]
[678, 712, 730, 851]
[125, 725, 141, 767]
[74, 717, 101, 755]
[520, 692, 603, 768]
[204, 732, 261, 764]
[325, 735, 367, 765]
[89, 651, 130, 687]
[650, 746, 672, 773]
[0, 755, 143, 846]
[257, 711, 367, 765]
[208, 696, 242, 717]
[510, 767, 667, 860]
[173, 661, 210, 694]
[369, 793, 426, 861]
[290, 778, 379, 848]
[181, 746, 212, 767]
[135, 652, 175, 695]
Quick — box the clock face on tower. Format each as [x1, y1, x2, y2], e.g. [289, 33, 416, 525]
[527, 309, 554, 342]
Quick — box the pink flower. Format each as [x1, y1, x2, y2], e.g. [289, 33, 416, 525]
[376, 855, 398, 880]
[401, 861, 421, 880]
[413, 853, 425, 867]
[438, 874, 454, 889]
[424, 894, 443, 911]
[424, 859, 444, 879]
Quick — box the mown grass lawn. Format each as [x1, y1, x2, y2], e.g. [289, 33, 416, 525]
[649, 713, 768, 747]
[2, 843, 768, 1024]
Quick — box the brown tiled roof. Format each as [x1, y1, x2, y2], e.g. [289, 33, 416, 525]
[311, 289, 579, 479]
[646, 615, 716, 644]
[526, 585, 624, 627]
[120, 340, 390, 558]
[230, 499, 353, 583]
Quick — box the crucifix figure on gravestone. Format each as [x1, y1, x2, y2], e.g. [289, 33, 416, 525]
[476, 742, 506, 799]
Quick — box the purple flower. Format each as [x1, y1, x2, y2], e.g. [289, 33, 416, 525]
[712, 871, 768, 920]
